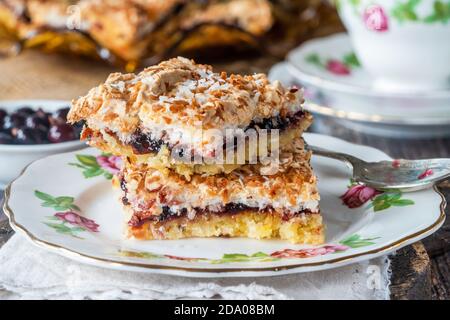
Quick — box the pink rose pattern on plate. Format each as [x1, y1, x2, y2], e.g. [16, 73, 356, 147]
[270, 245, 349, 259]
[96, 154, 122, 175]
[341, 184, 381, 209]
[118, 234, 379, 263]
[55, 211, 99, 232]
[341, 182, 415, 212]
[70, 153, 122, 180]
[35, 190, 100, 238]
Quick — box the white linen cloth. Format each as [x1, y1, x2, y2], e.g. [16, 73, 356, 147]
[0, 234, 391, 300]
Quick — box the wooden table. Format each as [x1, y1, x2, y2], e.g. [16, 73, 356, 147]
[0, 51, 449, 300]
[313, 118, 450, 300]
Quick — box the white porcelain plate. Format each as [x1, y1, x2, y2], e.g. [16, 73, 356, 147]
[4, 134, 446, 277]
[283, 33, 450, 137]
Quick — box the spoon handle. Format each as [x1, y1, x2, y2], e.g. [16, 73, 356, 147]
[395, 158, 450, 170]
[307, 145, 362, 169]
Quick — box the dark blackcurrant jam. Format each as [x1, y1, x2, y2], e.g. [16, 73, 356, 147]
[126, 111, 305, 155]
[0, 106, 82, 145]
[128, 202, 314, 226]
[128, 129, 165, 154]
[247, 110, 305, 131]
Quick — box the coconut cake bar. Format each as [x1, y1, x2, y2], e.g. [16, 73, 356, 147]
[68, 57, 313, 179]
[68, 57, 324, 244]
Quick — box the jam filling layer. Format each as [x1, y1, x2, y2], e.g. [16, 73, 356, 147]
[127, 203, 316, 227]
[127, 110, 306, 155]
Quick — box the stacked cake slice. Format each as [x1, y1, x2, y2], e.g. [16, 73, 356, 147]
[68, 57, 324, 244]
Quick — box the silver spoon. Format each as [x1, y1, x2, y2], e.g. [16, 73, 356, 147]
[308, 145, 450, 192]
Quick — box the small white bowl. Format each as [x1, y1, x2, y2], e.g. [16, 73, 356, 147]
[0, 100, 87, 187]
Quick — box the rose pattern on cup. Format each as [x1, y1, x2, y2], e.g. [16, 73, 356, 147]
[363, 5, 389, 32]
[337, 0, 450, 91]
[338, 0, 450, 25]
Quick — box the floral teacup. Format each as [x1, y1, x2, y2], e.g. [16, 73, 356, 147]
[336, 0, 450, 92]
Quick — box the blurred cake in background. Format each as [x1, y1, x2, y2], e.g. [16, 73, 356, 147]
[0, 0, 341, 70]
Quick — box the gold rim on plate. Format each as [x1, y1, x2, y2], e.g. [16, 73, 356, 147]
[2, 160, 447, 274]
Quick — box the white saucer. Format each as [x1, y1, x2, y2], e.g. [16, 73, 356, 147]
[277, 33, 450, 138]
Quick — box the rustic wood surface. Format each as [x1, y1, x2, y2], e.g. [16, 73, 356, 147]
[0, 50, 449, 300]
[316, 118, 450, 300]
[389, 243, 431, 300]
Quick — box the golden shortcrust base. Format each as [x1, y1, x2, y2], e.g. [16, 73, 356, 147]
[127, 209, 325, 245]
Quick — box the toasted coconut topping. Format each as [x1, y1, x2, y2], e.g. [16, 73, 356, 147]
[68, 57, 304, 138]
